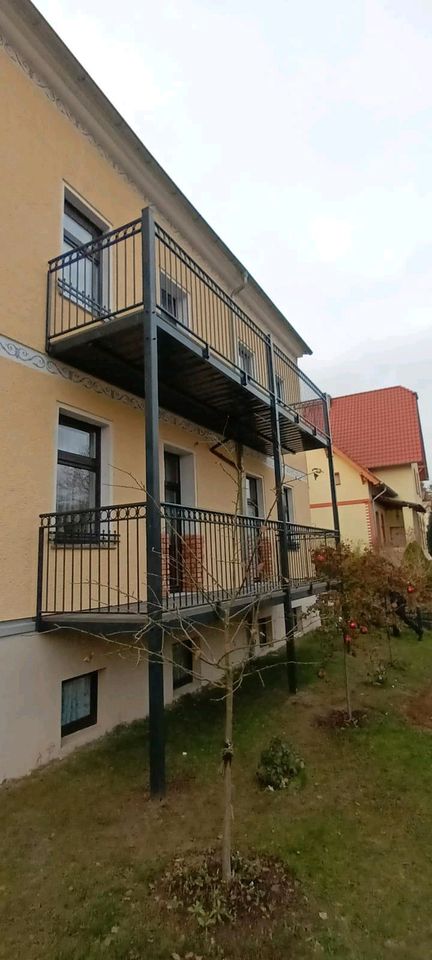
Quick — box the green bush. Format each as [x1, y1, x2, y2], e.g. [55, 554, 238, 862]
[256, 737, 305, 790]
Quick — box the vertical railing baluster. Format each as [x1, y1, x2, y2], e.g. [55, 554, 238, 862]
[116, 511, 120, 612]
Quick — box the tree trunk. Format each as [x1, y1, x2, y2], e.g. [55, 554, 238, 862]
[222, 617, 233, 884]
[386, 625, 393, 665]
[343, 643, 352, 721]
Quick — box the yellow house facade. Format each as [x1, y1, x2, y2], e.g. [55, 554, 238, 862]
[306, 387, 428, 554]
[0, 1, 338, 784]
[306, 447, 423, 550]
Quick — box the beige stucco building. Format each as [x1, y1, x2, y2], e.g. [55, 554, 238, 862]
[0, 0, 338, 783]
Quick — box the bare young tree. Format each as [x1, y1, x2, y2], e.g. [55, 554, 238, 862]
[53, 439, 324, 883]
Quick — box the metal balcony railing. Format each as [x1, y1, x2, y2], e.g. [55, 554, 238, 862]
[37, 501, 337, 622]
[46, 214, 329, 441]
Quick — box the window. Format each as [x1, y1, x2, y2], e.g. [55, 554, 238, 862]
[172, 639, 193, 689]
[61, 671, 98, 736]
[62, 200, 103, 310]
[164, 452, 183, 592]
[56, 415, 101, 540]
[160, 272, 189, 326]
[334, 472, 341, 486]
[283, 486, 294, 523]
[164, 452, 182, 505]
[246, 475, 262, 518]
[283, 486, 299, 551]
[276, 376, 285, 402]
[238, 342, 255, 378]
[258, 617, 273, 646]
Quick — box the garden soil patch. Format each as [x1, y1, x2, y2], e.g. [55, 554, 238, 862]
[315, 708, 368, 729]
[155, 850, 303, 932]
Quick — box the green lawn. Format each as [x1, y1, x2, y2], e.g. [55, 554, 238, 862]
[1, 629, 432, 959]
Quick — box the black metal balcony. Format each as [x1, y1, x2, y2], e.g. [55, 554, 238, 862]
[36, 501, 337, 630]
[46, 214, 330, 457]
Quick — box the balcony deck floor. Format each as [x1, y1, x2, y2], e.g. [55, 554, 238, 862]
[38, 579, 331, 635]
[48, 311, 328, 457]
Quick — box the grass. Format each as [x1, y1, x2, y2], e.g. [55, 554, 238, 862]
[1, 628, 432, 959]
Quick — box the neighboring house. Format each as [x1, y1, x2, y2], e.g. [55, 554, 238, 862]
[306, 386, 428, 551]
[0, 1, 338, 782]
[307, 445, 406, 549]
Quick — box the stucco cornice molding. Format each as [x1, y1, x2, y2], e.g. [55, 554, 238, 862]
[0, 333, 272, 462]
[0, 333, 144, 410]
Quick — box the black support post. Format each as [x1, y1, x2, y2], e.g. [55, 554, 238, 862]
[142, 206, 166, 797]
[323, 394, 340, 543]
[266, 335, 297, 693]
[35, 524, 45, 632]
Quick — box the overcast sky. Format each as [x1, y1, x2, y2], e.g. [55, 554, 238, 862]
[36, 0, 432, 471]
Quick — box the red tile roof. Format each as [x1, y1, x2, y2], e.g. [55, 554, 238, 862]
[330, 386, 428, 480]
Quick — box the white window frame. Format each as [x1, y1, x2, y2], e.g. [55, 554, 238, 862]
[55, 406, 112, 510]
[244, 473, 265, 518]
[258, 616, 273, 647]
[275, 375, 285, 403]
[161, 443, 197, 508]
[283, 486, 294, 524]
[238, 341, 255, 378]
[61, 185, 111, 316]
[159, 271, 190, 327]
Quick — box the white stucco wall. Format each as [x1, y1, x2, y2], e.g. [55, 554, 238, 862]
[0, 595, 315, 782]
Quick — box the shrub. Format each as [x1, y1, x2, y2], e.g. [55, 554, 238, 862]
[256, 737, 305, 790]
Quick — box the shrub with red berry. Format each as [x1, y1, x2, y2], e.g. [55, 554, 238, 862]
[312, 541, 432, 719]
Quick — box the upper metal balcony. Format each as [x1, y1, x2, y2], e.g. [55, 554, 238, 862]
[46, 213, 330, 456]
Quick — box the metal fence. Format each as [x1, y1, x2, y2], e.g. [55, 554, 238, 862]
[37, 501, 337, 621]
[47, 217, 143, 339]
[46, 213, 328, 438]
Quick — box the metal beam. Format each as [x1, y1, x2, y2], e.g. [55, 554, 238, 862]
[323, 395, 341, 543]
[142, 206, 166, 797]
[266, 335, 297, 693]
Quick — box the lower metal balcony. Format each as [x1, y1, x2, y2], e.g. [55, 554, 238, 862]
[37, 502, 337, 631]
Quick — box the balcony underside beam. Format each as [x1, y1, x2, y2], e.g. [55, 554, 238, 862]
[48, 314, 327, 457]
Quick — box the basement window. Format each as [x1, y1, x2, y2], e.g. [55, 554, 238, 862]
[258, 617, 273, 646]
[61, 671, 98, 736]
[172, 639, 194, 689]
